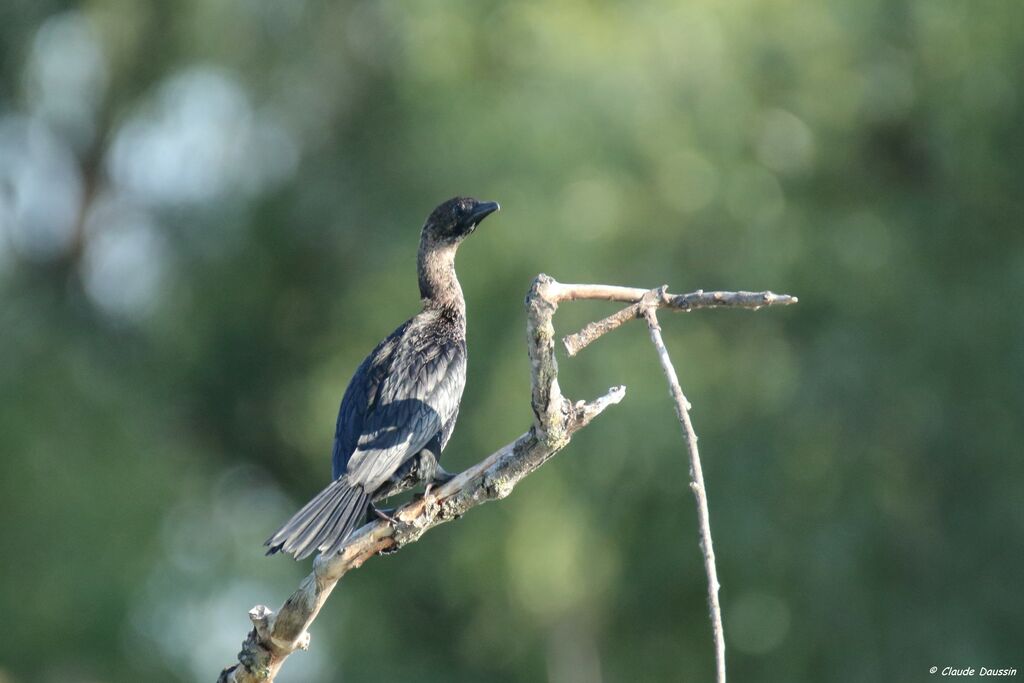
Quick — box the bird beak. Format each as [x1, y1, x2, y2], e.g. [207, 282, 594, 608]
[468, 201, 500, 228]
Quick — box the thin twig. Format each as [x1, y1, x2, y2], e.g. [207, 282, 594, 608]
[642, 299, 726, 683]
[562, 287, 798, 356]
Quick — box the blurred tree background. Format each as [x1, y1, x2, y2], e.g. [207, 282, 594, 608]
[1, 0, 1022, 681]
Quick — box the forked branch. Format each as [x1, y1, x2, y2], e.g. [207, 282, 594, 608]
[217, 275, 796, 683]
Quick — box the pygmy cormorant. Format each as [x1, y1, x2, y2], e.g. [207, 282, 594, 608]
[265, 197, 500, 560]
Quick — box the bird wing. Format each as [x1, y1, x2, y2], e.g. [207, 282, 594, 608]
[331, 320, 411, 479]
[332, 317, 466, 492]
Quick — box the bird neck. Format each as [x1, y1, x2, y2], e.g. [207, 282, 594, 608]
[418, 241, 465, 311]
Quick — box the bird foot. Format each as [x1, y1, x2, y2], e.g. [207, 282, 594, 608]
[371, 504, 397, 523]
[420, 466, 455, 501]
[430, 465, 456, 486]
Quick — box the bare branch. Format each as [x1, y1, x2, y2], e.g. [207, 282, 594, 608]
[642, 300, 726, 683]
[562, 286, 798, 357]
[218, 273, 625, 682]
[218, 274, 792, 682]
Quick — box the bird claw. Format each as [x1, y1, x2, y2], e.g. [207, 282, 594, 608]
[372, 504, 397, 523]
[419, 465, 457, 501]
[431, 465, 456, 486]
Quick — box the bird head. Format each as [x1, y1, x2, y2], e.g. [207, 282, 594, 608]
[421, 197, 500, 245]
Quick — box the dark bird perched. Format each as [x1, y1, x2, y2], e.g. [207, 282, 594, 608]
[266, 197, 500, 560]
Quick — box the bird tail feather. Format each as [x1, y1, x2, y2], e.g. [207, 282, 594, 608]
[265, 477, 371, 560]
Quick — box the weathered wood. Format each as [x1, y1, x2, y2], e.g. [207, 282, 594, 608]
[218, 275, 796, 683]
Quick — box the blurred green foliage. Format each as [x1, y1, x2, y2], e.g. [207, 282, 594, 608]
[1, 1, 1022, 681]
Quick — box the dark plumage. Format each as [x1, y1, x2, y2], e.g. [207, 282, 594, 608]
[266, 197, 500, 560]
